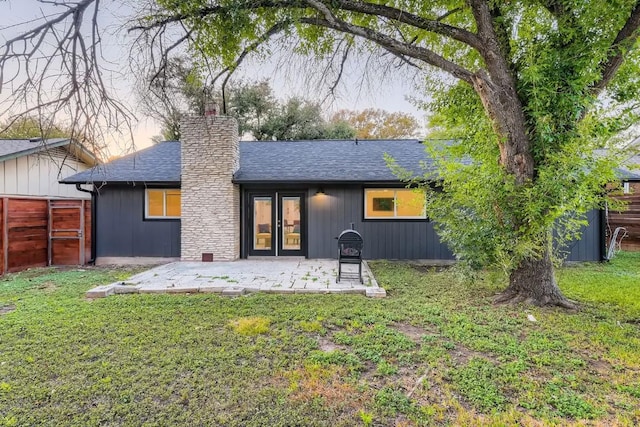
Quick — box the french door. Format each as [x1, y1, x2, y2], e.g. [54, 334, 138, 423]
[248, 192, 306, 256]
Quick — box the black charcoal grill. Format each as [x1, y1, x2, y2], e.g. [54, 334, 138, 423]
[336, 226, 364, 283]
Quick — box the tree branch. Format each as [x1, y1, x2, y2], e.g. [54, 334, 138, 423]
[318, 36, 353, 103]
[437, 7, 463, 22]
[592, 1, 640, 94]
[212, 20, 292, 88]
[216, 20, 292, 112]
[331, 0, 481, 50]
[298, 16, 474, 84]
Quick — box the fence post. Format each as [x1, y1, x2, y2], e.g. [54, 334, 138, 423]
[2, 198, 8, 274]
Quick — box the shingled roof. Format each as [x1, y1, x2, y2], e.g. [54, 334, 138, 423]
[61, 141, 181, 184]
[62, 139, 437, 184]
[235, 139, 434, 183]
[0, 138, 98, 166]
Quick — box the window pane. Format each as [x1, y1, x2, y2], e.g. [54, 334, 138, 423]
[365, 190, 395, 218]
[166, 190, 181, 217]
[147, 190, 164, 216]
[282, 197, 301, 250]
[396, 189, 425, 217]
[254, 197, 272, 250]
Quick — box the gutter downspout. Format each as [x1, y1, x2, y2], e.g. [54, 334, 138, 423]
[75, 184, 97, 265]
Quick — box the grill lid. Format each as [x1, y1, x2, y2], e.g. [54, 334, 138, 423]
[337, 229, 363, 242]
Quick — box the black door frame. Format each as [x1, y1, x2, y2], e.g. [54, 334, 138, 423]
[246, 190, 307, 257]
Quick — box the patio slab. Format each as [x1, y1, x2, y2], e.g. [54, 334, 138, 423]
[86, 259, 385, 298]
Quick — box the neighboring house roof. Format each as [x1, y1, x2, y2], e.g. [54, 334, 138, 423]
[617, 154, 640, 181]
[0, 138, 99, 166]
[594, 149, 640, 181]
[616, 166, 640, 180]
[61, 141, 181, 184]
[62, 139, 438, 185]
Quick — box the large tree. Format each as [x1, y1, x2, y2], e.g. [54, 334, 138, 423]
[3, 1, 640, 307]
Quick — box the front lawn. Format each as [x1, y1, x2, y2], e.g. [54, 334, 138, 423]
[0, 254, 639, 426]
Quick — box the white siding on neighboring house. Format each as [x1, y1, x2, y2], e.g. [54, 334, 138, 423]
[0, 147, 91, 199]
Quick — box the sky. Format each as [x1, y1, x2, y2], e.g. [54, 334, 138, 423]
[0, 0, 428, 155]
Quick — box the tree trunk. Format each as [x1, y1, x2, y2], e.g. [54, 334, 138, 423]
[494, 246, 577, 309]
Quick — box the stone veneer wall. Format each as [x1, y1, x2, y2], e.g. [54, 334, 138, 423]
[180, 115, 240, 261]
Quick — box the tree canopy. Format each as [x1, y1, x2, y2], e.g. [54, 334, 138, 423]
[3, 1, 640, 307]
[0, 116, 69, 139]
[331, 108, 420, 139]
[138, 59, 355, 140]
[227, 80, 355, 140]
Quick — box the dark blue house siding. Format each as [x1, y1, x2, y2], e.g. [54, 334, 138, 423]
[95, 185, 180, 257]
[93, 184, 601, 261]
[306, 186, 602, 262]
[306, 185, 454, 260]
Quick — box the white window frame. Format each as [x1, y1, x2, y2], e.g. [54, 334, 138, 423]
[623, 181, 631, 194]
[364, 188, 427, 219]
[145, 188, 181, 219]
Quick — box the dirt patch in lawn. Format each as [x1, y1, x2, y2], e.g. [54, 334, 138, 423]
[317, 336, 348, 352]
[392, 322, 434, 343]
[449, 342, 497, 366]
[0, 304, 16, 315]
[37, 281, 58, 292]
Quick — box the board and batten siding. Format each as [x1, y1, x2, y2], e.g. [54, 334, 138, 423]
[0, 147, 91, 199]
[306, 185, 602, 262]
[95, 185, 180, 258]
[307, 185, 454, 260]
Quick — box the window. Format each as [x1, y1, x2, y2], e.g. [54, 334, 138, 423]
[623, 181, 631, 194]
[145, 189, 181, 219]
[364, 188, 426, 219]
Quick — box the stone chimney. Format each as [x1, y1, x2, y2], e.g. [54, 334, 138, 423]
[180, 115, 240, 261]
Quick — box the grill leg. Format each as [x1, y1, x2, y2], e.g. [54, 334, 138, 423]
[359, 261, 363, 284]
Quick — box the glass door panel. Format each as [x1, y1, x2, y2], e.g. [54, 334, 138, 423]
[278, 193, 305, 256]
[281, 197, 301, 251]
[253, 197, 273, 251]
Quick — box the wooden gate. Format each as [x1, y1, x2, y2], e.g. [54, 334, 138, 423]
[48, 200, 86, 266]
[0, 197, 91, 275]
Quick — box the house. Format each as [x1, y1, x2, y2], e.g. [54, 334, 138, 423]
[61, 116, 604, 263]
[1, 138, 98, 199]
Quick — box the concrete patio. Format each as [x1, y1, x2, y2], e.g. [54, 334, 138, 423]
[86, 259, 386, 298]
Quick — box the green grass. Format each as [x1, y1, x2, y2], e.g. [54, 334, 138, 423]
[0, 253, 639, 426]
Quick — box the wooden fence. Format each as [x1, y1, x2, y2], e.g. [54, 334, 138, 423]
[0, 197, 91, 275]
[608, 182, 640, 251]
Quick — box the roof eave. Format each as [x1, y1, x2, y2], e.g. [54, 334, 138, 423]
[65, 140, 100, 166]
[60, 179, 181, 186]
[0, 138, 100, 166]
[0, 139, 71, 163]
